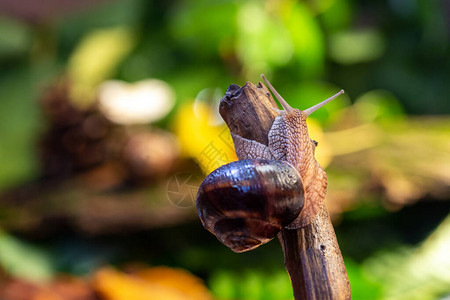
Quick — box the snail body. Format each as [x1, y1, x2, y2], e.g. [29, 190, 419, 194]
[230, 76, 344, 228]
[196, 75, 344, 252]
[196, 159, 304, 253]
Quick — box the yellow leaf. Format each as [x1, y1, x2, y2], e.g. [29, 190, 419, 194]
[93, 268, 190, 300]
[136, 267, 212, 300]
[68, 27, 135, 107]
[174, 102, 237, 174]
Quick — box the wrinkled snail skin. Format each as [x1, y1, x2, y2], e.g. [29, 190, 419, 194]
[196, 159, 305, 253]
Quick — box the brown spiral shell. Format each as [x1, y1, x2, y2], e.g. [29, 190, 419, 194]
[196, 159, 304, 253]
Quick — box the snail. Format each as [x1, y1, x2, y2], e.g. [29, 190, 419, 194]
[196, 159, 305, 253]
[196, 75, 344, 252]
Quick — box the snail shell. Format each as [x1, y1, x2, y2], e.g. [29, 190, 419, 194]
[196, 159, 304, 253]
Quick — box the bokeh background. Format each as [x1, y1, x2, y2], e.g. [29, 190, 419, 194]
[0, 0, 449, 299]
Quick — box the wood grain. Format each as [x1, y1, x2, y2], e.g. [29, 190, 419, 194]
[219, 82, 278, 146]
[219, 81, 351, 300]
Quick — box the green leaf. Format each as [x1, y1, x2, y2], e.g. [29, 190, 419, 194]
[354, 89, 405, 123]
[210, 270, 237, 299]
[0, 17, 31, 57]
[280, 0, 325, 77]
[0, 70, 41, 192]
[329, 29, 386, 65]
[236, 1, 294, 74]
[0, 233, 55, 282]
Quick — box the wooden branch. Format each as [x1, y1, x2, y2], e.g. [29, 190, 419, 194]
[279, 208, 350, 300]
[220, 82, 351, 300]
[220, 82, 278, 145]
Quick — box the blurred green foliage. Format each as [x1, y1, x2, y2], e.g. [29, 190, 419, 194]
[0, 70, 41, 191]
[0, 0, 449, 299]
[0, 232, 54, 282]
